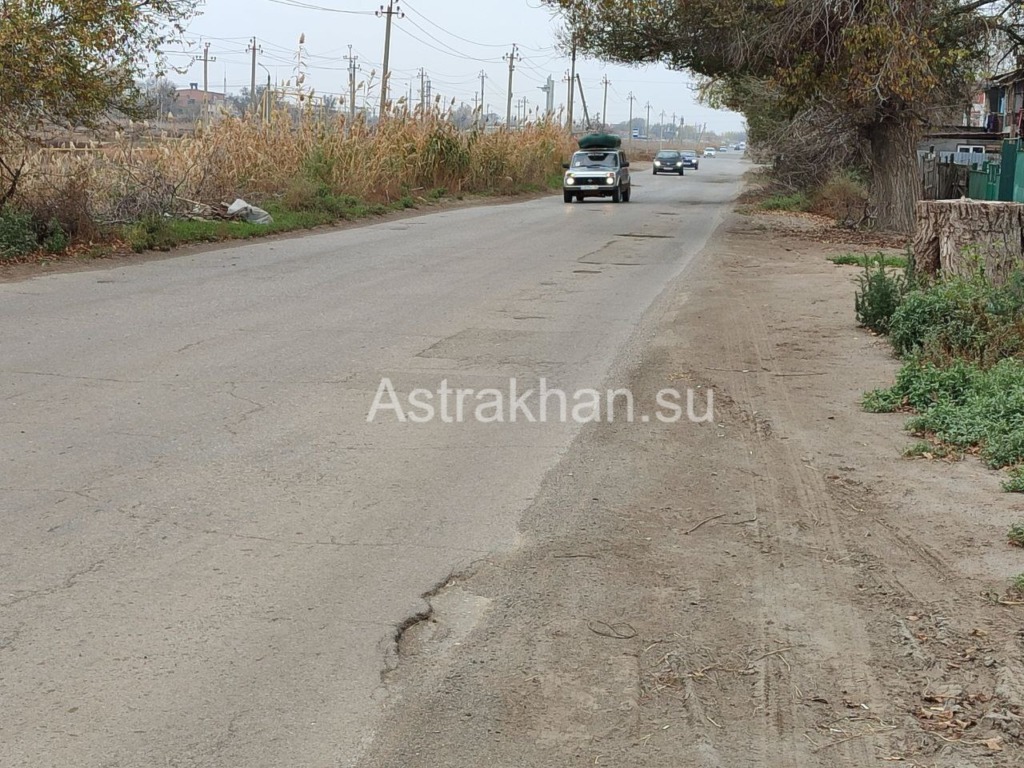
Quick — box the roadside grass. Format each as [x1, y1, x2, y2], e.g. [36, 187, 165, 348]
[830, 251, 907, 269]
[862, 267, 1024, 492]
[864, 358, 1024, 473]
[760, 192, 810, 212]
[1011, 573, 1024, 595]
[118, 175, 565, 254]
[854, 257, 909, 334]
[2, 111, 575, 263]
[1003, 469, 1024, 494]
[1008, 521, 1024, 546]
[903, 440, 956, 460]
[122, 195, 406, 253]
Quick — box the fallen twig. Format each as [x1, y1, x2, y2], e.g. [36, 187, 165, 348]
[588, 620, 637, 640]
[812, 725, 897, 753]
[748, 647, 794, 666]
[685, 514, 726, 535]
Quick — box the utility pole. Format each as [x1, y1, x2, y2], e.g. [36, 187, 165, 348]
[419, 68, 427, 113]
[627, 92, 637, 148]
[376, 1, 403, 116]
[503, 43, 520, 128]
[518, 96, 530, 126]
[600, 75, 610, 131]
[195, 43, 217, 124]
[645, 101, 652, 141]
[345, 45, 359, 134]
[567, 4, 578, 132]
[659, 109, 666, 146]
[478, 70, 487, 128]
[576, 74, 591, 130]
[247, 38, 262, 116]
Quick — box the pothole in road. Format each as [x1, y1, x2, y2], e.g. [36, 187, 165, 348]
[573, 269, 602, 274]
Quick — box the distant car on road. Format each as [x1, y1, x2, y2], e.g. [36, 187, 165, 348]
[703, 148, 716, 158]
[680, 150, 699, 170]
[652, 150, 685, 175]
[718, 146, 728, 152]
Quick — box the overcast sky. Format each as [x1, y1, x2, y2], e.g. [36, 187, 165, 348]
[164, 0, 744, 132]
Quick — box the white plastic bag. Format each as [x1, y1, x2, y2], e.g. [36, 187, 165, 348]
[226, 198, 273, 224]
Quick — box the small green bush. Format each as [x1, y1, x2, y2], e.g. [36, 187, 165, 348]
[42, 219, 70, 254]
[760, 192, 810, 212]
[868, 358, 1024, 470]
[888, 272, 1024, 364]
[855, 258, 906, 334]
[0, 207, 38, 258]
[1008, 520, 1024, 542]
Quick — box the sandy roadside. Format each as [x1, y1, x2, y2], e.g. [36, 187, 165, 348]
[357, 211, 1024, 768]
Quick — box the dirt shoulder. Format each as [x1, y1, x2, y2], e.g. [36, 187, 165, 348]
[357, 211, 1024, 767]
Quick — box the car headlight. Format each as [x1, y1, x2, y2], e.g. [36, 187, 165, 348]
[654, 161, 661, 166]
[565, 176, 575, 185]
[606, 175, 615, 185]
[676, 162, 682, 166]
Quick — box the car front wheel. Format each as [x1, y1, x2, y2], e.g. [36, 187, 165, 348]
[563, 190, 573, 203]
[611, 186, 622, 203]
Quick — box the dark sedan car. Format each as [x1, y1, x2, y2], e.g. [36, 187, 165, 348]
[680, 150, 699, 170]
[652, 150, 685, 175]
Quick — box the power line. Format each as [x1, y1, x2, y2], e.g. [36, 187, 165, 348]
[392, 21, 503, 63]
[265, 0, 376, 13]
[400, 0, 516, 49]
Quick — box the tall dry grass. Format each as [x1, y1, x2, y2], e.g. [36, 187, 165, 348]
[10, 109, 576, 233]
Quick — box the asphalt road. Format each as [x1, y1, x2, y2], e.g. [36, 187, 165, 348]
[1, 155, 747, 767]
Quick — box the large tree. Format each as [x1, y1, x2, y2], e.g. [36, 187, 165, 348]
[0, 0, 198, 204]
[551, 0, 1023, 232]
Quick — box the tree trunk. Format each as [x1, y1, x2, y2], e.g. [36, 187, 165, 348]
[869, 114, 922, 233]
[911, 200, 943, 278]
[913, 199, 1024, 283]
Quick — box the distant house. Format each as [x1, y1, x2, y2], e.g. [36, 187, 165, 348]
[918, 69, 1024, 164]
[173, 86, 226, 119]
[977, 68, 1024, 137]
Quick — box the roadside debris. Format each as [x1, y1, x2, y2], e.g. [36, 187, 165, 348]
[184, 198, 273, 224]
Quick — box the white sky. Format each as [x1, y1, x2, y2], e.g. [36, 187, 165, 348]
[163, 0, 745, 132]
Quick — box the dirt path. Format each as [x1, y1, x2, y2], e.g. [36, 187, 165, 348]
[357, 213, 1024, 768]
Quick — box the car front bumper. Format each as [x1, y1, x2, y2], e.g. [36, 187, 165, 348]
[564, 176, 621, 195]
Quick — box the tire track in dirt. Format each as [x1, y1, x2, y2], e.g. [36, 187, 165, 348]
[709, 303, 887, 765]
[694, 225, 1024, 767]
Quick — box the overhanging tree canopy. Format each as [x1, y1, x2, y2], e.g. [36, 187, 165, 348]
[551, 0, 1024, 232]
[0, 0, 198, 203]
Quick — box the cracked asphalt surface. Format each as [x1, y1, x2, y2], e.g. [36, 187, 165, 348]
[1, 158, 747, 767]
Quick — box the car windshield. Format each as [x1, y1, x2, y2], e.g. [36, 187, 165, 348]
[655, 152, 679, 159]
[572, 152, 618, 168]
[681, 151, 696, 157]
